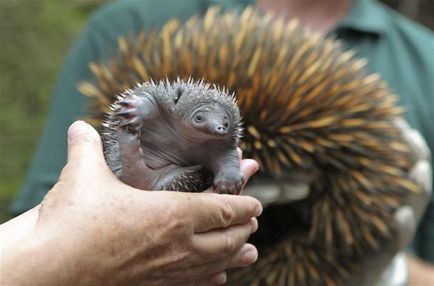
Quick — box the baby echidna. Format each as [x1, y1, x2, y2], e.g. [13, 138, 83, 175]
[102, 79, 244, 194]
[79, 6, 420, 286]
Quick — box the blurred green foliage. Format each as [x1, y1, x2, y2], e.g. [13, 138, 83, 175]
[0, 0, 104, 222]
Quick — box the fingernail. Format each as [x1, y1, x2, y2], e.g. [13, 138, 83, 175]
[210, 271, 227, 285]
[241, 246, 258, 265]
[68, 121, 90, 140]
[254, 201, 263, 216]
[246, 159, 259, 173]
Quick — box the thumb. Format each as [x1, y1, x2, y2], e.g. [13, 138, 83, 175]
[67, 121, 106, 167]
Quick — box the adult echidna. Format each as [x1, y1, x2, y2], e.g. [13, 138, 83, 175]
[78, 6, 420, 286]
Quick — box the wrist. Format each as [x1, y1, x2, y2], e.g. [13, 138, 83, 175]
[0, 205, 40, 249]
[2, 230, 75, 286]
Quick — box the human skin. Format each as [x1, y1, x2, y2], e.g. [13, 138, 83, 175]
[1, 121, 262, 286]
[257, 0, 434, 283]
[256, 0, 351, 33]
[408, 256, 434, 286]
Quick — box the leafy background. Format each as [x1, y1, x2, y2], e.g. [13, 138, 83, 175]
[0, 0, 432, 223]
[0, 0, 104, 222]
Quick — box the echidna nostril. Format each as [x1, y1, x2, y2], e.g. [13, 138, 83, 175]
[216, 125, 227, 134]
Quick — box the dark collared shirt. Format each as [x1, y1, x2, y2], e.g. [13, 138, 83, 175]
[12, 0, 434, 261]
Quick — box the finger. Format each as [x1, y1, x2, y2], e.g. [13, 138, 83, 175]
[188, 243, 258, 282]
[193, 218, 258, 261]
[189, 193, 262, 233]
[66, 121, 106, 166]
[394, 118, 430, 161]
[211, 243, 258, 270]
[408, 160, 432, 221]
[393, 206, 416, 251]
[209, 271, 227, 285]
[280, 181, 311, 202]
[240, 159, 259, 188]
[194, 272, 227, 286]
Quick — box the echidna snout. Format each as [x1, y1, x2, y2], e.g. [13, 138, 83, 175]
[190, 104, 231, 137]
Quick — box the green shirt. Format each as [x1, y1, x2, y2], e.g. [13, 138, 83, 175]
[11, 0, 434, 261]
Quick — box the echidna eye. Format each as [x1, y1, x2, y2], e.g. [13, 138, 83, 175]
[194, 114, 203, 122]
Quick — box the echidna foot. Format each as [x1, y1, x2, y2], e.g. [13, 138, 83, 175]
[115, 95, 148, 133]
[117, 127, 142, 161]
[213, 172, 244, 195]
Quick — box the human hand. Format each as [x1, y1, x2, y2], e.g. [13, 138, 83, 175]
[349, 118, 432, 286]
[2, 121, 262, 286]
[243, 117, 432, 285]
[243, 173, 312, 207]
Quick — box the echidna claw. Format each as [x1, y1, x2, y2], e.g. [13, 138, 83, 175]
[213, 173, 244, 195]
[116, 109, 137, 118]
[113, 93, 155, 134]
[118, 99, 136, 108]
[116, 107, 143, 132]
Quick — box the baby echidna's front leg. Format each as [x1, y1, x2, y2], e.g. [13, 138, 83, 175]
[116, 128, 155, 189]
[211, 149, 244, 194]
[116, 93, 157, 132]
[114, 93, 159, 189]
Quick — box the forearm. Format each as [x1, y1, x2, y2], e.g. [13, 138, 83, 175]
[0, 205, 40, 249]
[0, 206, 51, 285]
